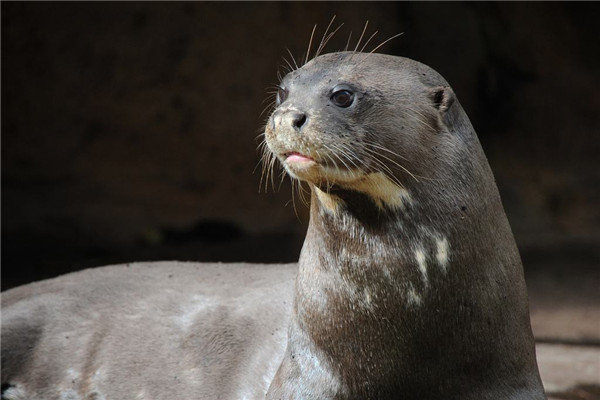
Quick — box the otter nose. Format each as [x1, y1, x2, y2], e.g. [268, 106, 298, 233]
[290, 112, 307, 131]
[272, 109, 308, 132]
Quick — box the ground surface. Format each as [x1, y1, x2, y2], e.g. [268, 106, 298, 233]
[527, 257, 599, 400]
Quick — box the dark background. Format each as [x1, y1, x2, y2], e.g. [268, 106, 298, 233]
[2, 2, 599, 291]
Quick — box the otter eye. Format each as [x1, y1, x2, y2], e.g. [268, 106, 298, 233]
[330, 89, 354, 108]
[276, 86, 288, 106]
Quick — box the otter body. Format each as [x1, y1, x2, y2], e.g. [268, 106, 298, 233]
[1, 52, 546, 399]
[1, 262, 295, 399]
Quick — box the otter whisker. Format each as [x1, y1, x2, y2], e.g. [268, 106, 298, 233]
[369, 157, 407, 189]
[288, 178, 297, 216]
[324, 143, 356, 176]
[269, 151, 279, 191]
[359, 30, 379, 54]
[352, 145, 405, 187]
[368, 32, 404, 55]
[255, 138, 267, 172]
[258, 141, 277, 193]
[324, 146, 362, 187]
[288, 177, 310, 221]
[296, 179, 310, 207]
[316, 149, 334, 192]
[361, 144, 419, 182]
[281, 56, 295, 74]
[263, 150, 277, 193]
[363, 146, 417, 181]
[403, 106, 438, 132]
[255, 148, 266, 186]
[353, 20, 369, 53]
[261, 91, 277, 104]
[265, 82, 282, 91]
[278, 168, 289, 192]
[293, 179, 304, 218]
[285, 177, 301, 220]
[314, 16, 337, 60]
[322, 151, 339, 175]
[315, 23, 345, 60]
[362, 141, 409, 161]
[260, 96, 276, 107]
[328, 143, 364, 177]
[260, 100, 276, 118]
[337, 142, 365, 170]
[304, 24, 318, 65]
[317, 16, 336, 52]
[286, 48, 299, 70]
[344, 31, 353, 52]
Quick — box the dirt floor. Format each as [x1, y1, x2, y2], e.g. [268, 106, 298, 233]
[526, 255, 599, 400]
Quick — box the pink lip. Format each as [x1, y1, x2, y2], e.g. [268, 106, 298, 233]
[285, 152, 315, 163]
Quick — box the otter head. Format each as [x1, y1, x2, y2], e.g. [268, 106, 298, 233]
[264, 52, 461, 212]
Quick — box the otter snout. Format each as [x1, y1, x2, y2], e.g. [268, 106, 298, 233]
[272, 108, 308, 132]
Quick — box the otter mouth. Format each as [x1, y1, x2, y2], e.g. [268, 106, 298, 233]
[283, 151, 316, 164]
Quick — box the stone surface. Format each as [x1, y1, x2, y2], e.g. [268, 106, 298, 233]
[537, 343, 600, 399]
[527, 261, 600, 344]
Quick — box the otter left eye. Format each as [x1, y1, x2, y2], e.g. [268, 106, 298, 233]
[330, 89, 354, 108]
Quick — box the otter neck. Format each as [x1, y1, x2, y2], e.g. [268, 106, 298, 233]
[288, 166, 509, 391]
[289, 185, 447, 395]
[297, 185, 433, 302]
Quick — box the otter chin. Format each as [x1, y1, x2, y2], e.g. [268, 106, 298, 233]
[281, 151, 319, 178]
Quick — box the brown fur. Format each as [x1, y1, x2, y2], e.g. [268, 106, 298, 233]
[264, 53, 546, 399]
[1, 52, 545, 399]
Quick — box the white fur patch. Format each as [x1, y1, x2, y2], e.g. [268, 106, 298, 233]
[414, 248, 428, 286]
[359, 286, 377, 313]
[314, 172, 412, 211]
[406, 284, 422, 306]
[346, 172, 412, 211]
[315, 186, 342, 215]
[436, 238, 450, 272]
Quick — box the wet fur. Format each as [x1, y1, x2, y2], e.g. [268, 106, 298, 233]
[1, 39, 545, 399]
[2, 263, 294, 399]
[264, 52, 546, 399]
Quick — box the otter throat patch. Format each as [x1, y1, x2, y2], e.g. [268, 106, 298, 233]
[349, 172, 412, 211]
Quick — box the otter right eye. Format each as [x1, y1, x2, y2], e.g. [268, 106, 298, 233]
[276, 86, 289, 106]
[330, 89, 355, 108]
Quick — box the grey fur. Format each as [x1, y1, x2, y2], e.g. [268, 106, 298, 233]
[2, 262, 294, 399]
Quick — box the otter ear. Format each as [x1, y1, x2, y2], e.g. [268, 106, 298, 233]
[429, 86, 455, 113]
